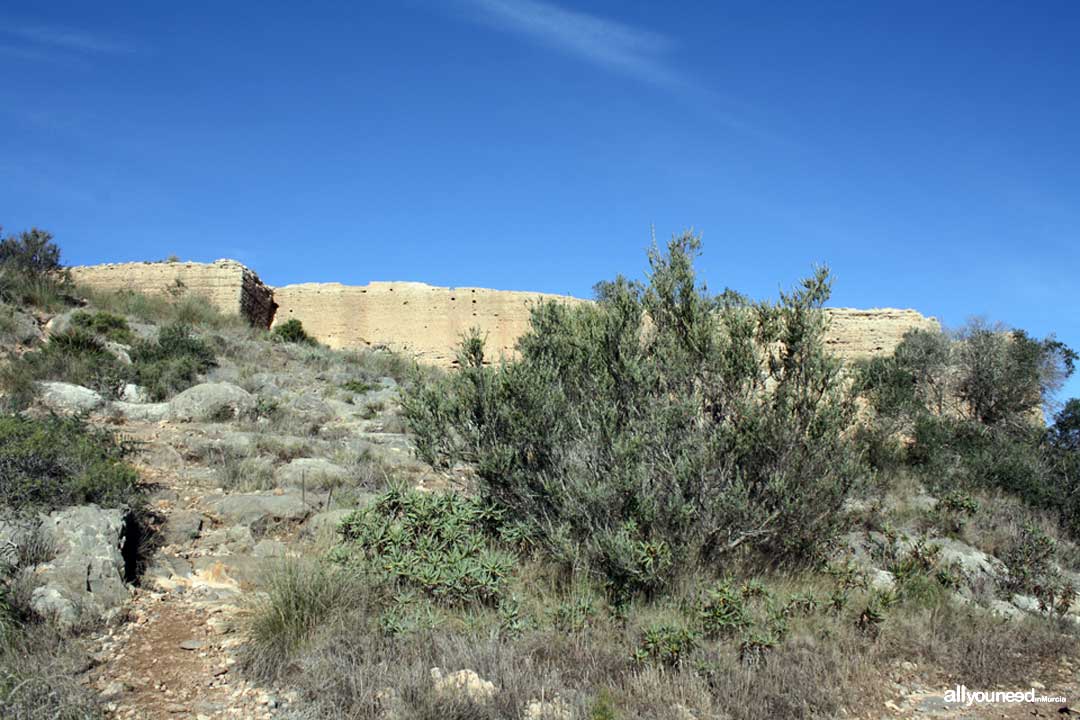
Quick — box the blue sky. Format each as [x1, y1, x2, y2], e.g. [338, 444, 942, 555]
[2, 1, 1078, 403]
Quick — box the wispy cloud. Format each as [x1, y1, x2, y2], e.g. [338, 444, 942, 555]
[1, 22, 133, 57]
[462, 0, 686, 90]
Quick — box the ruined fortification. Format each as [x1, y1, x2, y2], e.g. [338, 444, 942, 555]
[69, 260, 277, 329]
[70, 260, 939, 365]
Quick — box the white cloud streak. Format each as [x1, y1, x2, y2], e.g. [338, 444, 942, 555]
[463, 0, 686, 90]
[2, 23, 133, 56]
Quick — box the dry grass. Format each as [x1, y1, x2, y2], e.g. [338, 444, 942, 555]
[242, 545, 1080, 720]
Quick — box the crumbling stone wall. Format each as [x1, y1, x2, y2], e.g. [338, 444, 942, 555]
[823, 308, 940, 361]
[69, 260, 276, 328]
[272, 281, 587, 364]
[72, 259, 939, 365]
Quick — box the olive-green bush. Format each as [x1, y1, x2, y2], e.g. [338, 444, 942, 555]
[404, 234, 865, 599]
[0, 414, 141, 511]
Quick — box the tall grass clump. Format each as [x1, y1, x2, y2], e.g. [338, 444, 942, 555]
[243, 558, 367, 680]
[404, 233, 866, 600]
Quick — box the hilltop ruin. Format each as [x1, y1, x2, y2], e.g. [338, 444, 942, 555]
[70, 259, 940, 365]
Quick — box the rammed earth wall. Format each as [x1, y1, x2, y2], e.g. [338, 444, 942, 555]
[71, 260, 939, 366]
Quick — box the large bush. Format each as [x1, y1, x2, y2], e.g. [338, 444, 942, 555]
[130, 323, 217, 400]
[0, 414, 141, 511]
[0, 227, 71, 309]
[404, 234, 865, 598]
[861, 321, 1079, 536]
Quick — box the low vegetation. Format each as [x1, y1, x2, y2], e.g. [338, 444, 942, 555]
[0, 414, 141, 511]
[1, 320, 218, 407]
[271, 318, 317, 345]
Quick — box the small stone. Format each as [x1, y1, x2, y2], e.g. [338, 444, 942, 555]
[179, 639, 206, 651]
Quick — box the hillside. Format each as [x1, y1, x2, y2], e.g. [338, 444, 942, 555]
[2, 230, 1079, 720]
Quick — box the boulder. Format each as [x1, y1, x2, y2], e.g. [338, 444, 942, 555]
[104, 341, 132, 365]
[274, 458, 350, 488]
[302, 507, 370, 539]
[206, 492, 311, 532]
[110, 401, 170, 422]
[167, 382, 255, 422]
[120, 383, 149, 403]
[161, 510, 205, 546]
[0, 303, 42, 345]
[44, 310, 78, 337]
[30, 505, 130, 629]
[37, 382, 105, 414]
[287, 393, 335, 426]
[925, 537, 1005, 585]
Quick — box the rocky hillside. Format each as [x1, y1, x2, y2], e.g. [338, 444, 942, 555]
[3, 232, 1078, 720]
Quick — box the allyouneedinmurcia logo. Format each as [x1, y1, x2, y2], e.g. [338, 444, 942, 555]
[944, 685, 1066, 707]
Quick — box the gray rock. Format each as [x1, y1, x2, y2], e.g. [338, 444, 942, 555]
[206, 492, 311, 532]
[0, 303, 42, 345]
[926, 537, 1005, 584]
[120, 383, 149, 403]
[989, 598, 1025, 619]
[292, 393, 335, 425]
[274, 458, 350, 488]
[161, 510, 204, 546]
[1011, 594, 1042, 613]
[870, 569, 897, 593]
[168, 383, 256, 422]
[30, 505, 130, 630]
[302, 508, 360, 539]
[109, 401, 170, 422]
[128, 322, 158, 341]
[144, 554, 193, 581]
[103, 341, 132, 365]
[253, 539, 286, 558]
[44, 310, 78, 336]
[199, 524, 256, 553]
[37, 382, 105, 414]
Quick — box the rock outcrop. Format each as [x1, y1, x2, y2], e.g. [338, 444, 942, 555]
[31, 505, 131, 629]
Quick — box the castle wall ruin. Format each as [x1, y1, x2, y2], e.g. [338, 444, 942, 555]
[69, 260, 277, 328]
[70, 260, 939, 365]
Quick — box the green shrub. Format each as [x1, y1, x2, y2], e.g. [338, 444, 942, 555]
[0, 415, 140, 511]
[404, 234, 865, 598]
[0, 227, 71, 310]
[271, 318, 316, 345]
[0, 330, 130, 406]
[130, 323, 217, 400]
[633, 622, 700, 668]
[68, 311, 134, 344]
[697, 580, 752, 638]
[341, 379, 377, 395]
[334, 486, 515, 606]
